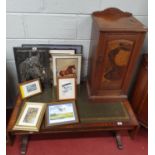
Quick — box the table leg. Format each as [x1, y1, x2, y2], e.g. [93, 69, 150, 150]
[129, 125, 140, 139]
[21, 135, 29, 155]
[6, 132, 14, 145]
[114, 132, 123, 150]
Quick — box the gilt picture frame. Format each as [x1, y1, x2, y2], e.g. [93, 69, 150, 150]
[52, 54, 82, 86]
[19, 79, 42, 99]
[13, 102, 46, 132]
[45, 101, 79, 127]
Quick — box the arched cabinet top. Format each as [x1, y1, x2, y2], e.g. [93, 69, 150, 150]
[92, 8, 147, 32]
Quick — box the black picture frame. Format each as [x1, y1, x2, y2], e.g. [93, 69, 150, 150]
[22, 44, 83, 54]
[14, 47, 52, 88]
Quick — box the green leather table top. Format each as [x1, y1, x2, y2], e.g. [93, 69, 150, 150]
[26, 83, 129, 123]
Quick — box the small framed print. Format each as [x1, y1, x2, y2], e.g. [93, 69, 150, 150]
[45, 101, 79, 127]
[13, 102, 46, 132]
[52, 54, 82, 86]
[19, 79, 42, 99]
[57, 77, 76, 101]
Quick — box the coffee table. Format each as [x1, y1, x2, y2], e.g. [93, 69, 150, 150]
[7, 82, 139, 155]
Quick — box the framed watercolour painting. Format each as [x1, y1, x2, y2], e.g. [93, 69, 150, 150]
[57, 77, 76, 101]
[52, 54, 82, 86]
[19, 79, 42, 99]
[13, 102, 46, 132]
[45, 101, 79, 127]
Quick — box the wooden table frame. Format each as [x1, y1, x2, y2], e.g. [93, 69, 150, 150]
[7, 94, 139, 155]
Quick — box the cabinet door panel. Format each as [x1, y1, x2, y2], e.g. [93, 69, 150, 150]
[96, 33, 137, 91]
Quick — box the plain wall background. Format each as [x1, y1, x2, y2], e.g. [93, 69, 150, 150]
[6, 0, 148, 108]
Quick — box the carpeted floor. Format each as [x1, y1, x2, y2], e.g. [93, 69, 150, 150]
[7, 127, 147, 155]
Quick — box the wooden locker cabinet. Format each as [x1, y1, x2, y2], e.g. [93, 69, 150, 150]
[87, 8, 147, 102]
[130, 54, 148, 128]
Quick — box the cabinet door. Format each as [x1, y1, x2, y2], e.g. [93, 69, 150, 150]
[95, 33, 141, 95]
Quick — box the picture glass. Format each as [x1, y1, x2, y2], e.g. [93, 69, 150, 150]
[26, 84, 37, 92]
[59, 78, 75, 100]
[18, 104, 42, 126]
[23, 107, 39, 124]
[14, 48, 52, 88]
[56, 58, 77, 78]
[48, 103, 76, 124]
[20, 80, 41, 98]
[52, 55, 81, 86]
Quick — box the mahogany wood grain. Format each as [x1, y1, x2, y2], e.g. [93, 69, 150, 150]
[87, 8, 147, 102]
[130, 54, 148, 128]
[7, 83, 139, 152]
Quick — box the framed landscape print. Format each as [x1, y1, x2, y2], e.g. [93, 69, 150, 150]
[14, 47, 52, 88]
[45, 101, 79, 127]
[57, 77, 76, 101]
[13, 102, 46, 132]
[19, 79, 42, 99]
[52, 54, 82, 86]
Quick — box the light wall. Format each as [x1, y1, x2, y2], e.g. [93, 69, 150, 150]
[6, 0, 148, 107]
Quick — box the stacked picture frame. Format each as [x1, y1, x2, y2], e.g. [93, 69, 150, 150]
[13, 44, 82, 131]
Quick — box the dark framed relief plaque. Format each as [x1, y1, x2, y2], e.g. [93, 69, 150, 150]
[14, 47, 52, 88]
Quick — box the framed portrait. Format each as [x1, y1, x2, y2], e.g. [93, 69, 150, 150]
[13, 102, 46, 132]
[57, 77, 76, 101]
[19, 79, 42, 99]
[14, 47, 52, 88]
[45, 101, 79, 127]
[52, 54, 82, 86]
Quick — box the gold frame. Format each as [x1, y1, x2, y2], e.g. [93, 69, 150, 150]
[45, 101, 79, 127]
[57, 77, 77, 101]
[19, 79, 42, 99]
[13, 102, 46, 132]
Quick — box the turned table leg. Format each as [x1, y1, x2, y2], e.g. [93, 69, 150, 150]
[6, 132, 14, 145]
[114, 132, 123, 150]
[21, 135, 29, 155]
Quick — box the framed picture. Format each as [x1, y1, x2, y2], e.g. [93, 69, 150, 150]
[45, 101, 79, 127]
[52, 54, 82, 86]
[13, 102, 46, 132]
[49, 49, 75, 55]
[49, 49, 75, 78]
[19, 79, 42, 99]
[22, 44, 83, 54]
[14, 47, 52, 88]
[57, 77, 76, 101]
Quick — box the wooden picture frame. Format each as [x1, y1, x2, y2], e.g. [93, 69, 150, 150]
[45, 101, 79, 127]
[49, 49, 75, 55]
[52, 54, 82, 86]
[57, 77, 76, 101]
[19, 79, 42, 99]
[13, 102, 46, 132]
